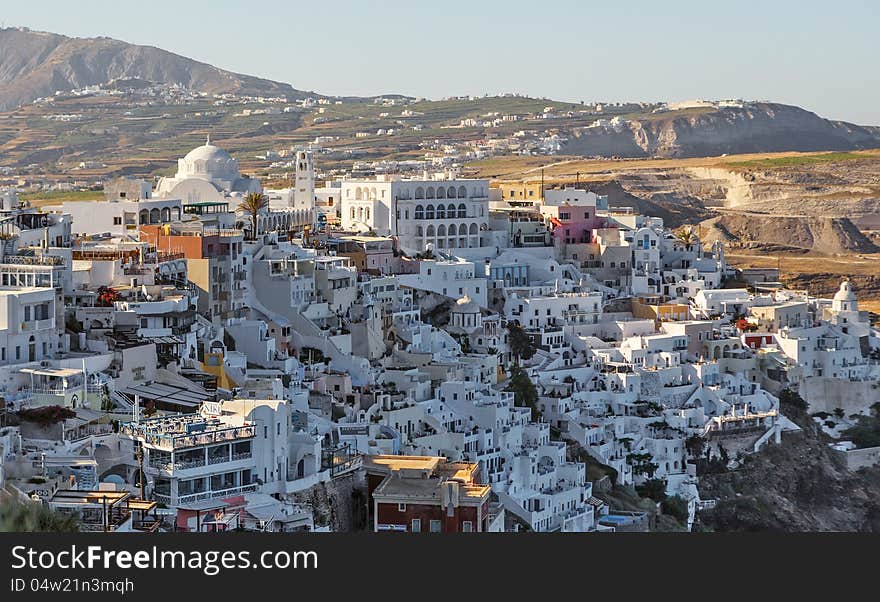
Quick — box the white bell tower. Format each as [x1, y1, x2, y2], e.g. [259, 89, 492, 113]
[293, 150, 315, 211]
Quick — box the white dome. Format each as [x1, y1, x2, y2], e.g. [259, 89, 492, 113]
[833, 280, 857, 302]
[183, 143, 232, 164]
[179, 137, 240, 181]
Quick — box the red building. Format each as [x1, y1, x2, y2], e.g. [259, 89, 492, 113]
[365, 455, 492, 533]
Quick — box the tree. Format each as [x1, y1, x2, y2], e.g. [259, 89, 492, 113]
[635, 477, 667, 502]
[674, 226, 697, 248]
[505, 364, 538, 420]
[661, 495, 689, 524]
[507, 322, 536, 363]
[237, 192, 268, 241]
[0, 500, 79, 532]
[685, 434, 705, 459]
[95, 286, 119, 307]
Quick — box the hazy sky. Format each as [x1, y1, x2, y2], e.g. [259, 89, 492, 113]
[4, 0, 878, 124]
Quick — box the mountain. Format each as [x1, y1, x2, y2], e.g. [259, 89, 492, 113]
[0, 27, 314, 111]
[561, 102, 880, 159]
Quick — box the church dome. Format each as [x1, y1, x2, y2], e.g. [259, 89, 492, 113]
[183, 143, 231, 164]
[833, 280, 857, 303]
[179, 136, 239, 181]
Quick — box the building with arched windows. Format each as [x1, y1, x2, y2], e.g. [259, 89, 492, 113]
[339, 176, 490, 255]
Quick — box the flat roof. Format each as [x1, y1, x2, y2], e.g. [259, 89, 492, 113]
[365, 455, 442, 473]
[49, 489, 129, 504]
[0, 286, 51, 295]
[337, 235, 392, 243]
[373, 475, 490, 502]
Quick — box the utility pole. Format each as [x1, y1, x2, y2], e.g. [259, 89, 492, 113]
[540, 168, 545, 203]
[136, 443, 146, 500]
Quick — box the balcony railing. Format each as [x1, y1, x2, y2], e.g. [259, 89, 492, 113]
[175, 484, 258, 506]
[121, 423, 256, 451]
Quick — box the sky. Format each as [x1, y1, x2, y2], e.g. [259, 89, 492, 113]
[3, 0, 878, 124]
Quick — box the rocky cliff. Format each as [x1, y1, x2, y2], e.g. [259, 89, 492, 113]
[563, 103, 880, 158]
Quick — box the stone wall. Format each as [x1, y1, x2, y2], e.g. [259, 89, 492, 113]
[801, 377, 880, 416]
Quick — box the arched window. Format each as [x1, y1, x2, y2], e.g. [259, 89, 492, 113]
[365, 207, 370, 221]
[139, 209, 149, 224]
[426, 187, 435, 199]
[469, 223, 478, 235]
[437, 187, 445, 199]
[447, 186, 456, 199]
[448, 224, 457, 236]
[357, 207, 364, 221]
[415, 204, 424, 219]
[161, 207, 171, 222]
[425, 205, 435, 219]
[437, 224, 446, 239]
[426, 225, 435, 238]
[355, 187, 363, 200]
[458, 185, 467, 198]
[350, 207, 356, 220]
[457, 203, 467, 218]
[149, 208, 160, 223]
[447, 203, 456, 216]
[436, 204, 445, 219]
[415, 187, 425, 200]
[416, 225, 423, 237]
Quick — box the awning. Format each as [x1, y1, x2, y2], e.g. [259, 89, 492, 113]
[119, 382, 210, 408]
[19, 367, 82, 378]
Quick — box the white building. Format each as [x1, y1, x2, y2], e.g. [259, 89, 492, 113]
[340, 176, 490, 255]
[62, 198, 183, 237]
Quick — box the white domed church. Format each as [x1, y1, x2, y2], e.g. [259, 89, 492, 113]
[155, 136, 262, 203]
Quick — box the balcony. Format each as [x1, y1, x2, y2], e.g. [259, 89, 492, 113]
[20, 318, 55, 331]
[175, 483, 259, 506]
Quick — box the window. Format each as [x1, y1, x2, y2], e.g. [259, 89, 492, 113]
[411, 519, 421, 533]
[430, 520, 442, 533]
[113, 216, 123, 225]
[398, 503, 407, 512]
[462, 521, 473, 532]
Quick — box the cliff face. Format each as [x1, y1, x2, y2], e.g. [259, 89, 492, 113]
[563, 103, 880, 158]
[697, 402, 880, 532]
[698, 213, 880, 255]
[0, 28, 309, 110]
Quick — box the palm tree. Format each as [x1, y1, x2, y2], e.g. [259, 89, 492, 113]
[237, 192, 268, 240]
[0, 499, 80, 532]
[674, 226, 697, 248]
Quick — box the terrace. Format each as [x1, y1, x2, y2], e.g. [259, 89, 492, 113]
[120, 413, 255, 451]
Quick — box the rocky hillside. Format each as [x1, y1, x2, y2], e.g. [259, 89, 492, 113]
[697, 401, 880, 532]
[698, 213, 880, 255]
[0, 27, 312, 110]
[562, 103, 880, 159]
